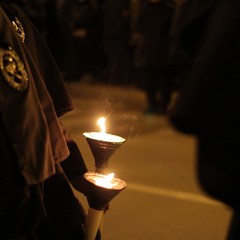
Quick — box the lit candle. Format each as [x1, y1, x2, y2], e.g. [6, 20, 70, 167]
[95, 173, 116, 189]
[84, 171, 126, 240]
[84, 172, 126, 190]
[83, 117, 125, 143]
[83, 117, 127, 240]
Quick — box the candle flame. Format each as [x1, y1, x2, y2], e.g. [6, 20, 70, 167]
[105, 173, 114, 181]
[95, 173, 115, 189]
[97, 117, 106, 133]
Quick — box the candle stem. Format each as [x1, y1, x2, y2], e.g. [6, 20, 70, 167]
[85, 208, 104, 240]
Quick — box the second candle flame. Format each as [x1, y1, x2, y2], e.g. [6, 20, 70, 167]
[95, 173, 116, 189]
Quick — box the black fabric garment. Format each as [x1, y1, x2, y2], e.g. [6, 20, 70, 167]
[168, 0, 220, 83]
[0, 3, 89, 239]
[35, 164, 87, 240]
[170, 0, 240, 209]
[227, 212, 240, 240]
[197, 137, 240, 210]
[170, 0, 240, 138]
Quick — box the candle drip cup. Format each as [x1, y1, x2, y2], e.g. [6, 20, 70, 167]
[84, 172, 126, 210]
[83, 132, 125, 174]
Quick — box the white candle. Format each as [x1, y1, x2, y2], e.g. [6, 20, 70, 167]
[85, 208, 104, 240]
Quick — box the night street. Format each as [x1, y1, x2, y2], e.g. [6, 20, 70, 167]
[61, 78, 232, 240]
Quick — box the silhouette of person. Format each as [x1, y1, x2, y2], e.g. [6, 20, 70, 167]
[170, 0, 240, 239]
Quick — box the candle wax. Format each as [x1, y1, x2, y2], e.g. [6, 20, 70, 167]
[83, 132, 125, 143]
[84, 172, 126, 190]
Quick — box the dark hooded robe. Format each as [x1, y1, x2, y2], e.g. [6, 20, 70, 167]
[0, 3, 88, 239]
[170, 0, 240, 212]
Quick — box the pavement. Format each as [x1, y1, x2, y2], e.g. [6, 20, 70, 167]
[61, 77, 232, 240]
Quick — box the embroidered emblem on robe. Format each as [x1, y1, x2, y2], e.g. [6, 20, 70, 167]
[0, 47, 28, 91]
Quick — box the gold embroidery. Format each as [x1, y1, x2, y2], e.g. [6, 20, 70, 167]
[0, 47, 28, 91]
[12, 17, 25, 43]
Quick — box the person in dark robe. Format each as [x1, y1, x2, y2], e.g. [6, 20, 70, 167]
[0, 1, 108, 239]
[169, 0, 240, 239]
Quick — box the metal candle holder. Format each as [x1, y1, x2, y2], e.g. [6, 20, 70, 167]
[83, 131, 126, 240]
[83, 132, 125, 174]
[84, 172, 126, 208]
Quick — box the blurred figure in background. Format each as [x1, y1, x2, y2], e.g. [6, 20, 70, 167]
[20, 0, 106, 81]
[131, 0, 174, 114]
[48, 0, 105, 81]
[170, 0, 240, 239]
[100, 0, 132, 85]
[167, 0, 203, 87]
